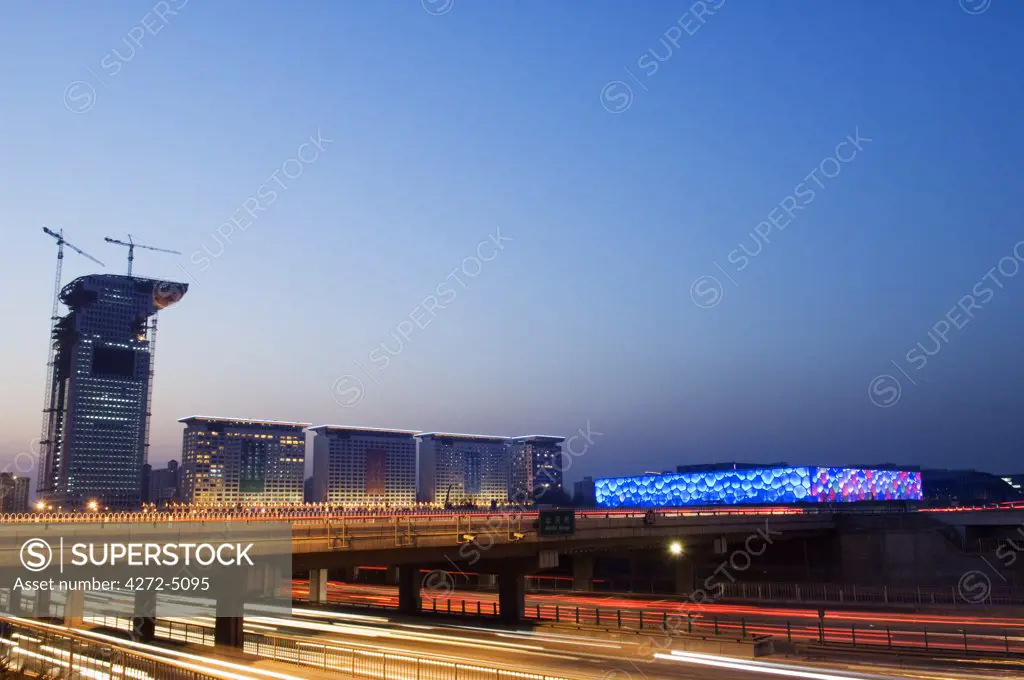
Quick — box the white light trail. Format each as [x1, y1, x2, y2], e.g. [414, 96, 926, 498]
[656, 650, 901, 680]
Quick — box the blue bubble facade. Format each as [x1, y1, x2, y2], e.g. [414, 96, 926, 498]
[594, 467, 922, 508]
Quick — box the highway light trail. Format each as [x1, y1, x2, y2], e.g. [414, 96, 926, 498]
[65, 605, 1024, 680]
[291, 579, 1024, 654]
[6, 616, 307, 680]
[656, 650, 903, 679]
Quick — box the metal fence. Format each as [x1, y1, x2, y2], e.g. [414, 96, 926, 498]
[86, 615, 217, 647]
[305, 593, 1024, 658]
[0, 617, 224, 680]
[243, 631, 571, 680]
[4, 501, 1004, 525]
[716, 581, 1024, 606]
[512, 602, 1024, 657]
[91, 616, 572, 680]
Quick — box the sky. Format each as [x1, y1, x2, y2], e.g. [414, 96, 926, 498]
[1, 0, 1023, 486]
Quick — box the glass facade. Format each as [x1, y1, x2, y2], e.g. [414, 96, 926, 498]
[38, 275, 187, 509]
[595, 466, 923, 508]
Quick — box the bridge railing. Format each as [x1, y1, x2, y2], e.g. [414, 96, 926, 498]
[3, 502, 1001, 525]
[93, 615, 573, 680]
[244, 630, 569, 680]
[0, 616, 225, 680]
[419, 597, 1024, 657]
[714, 580, 1024, 605]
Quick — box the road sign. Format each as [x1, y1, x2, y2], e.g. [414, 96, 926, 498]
[538, 509, 575, 537]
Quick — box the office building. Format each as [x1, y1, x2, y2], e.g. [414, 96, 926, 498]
[508, 435, 565, 503]
[37, 275, 188, 509]
[573, 476, 596, 507]
[311, 426, 418, 506]
[148, 459, 180, 505]
[416, 433, 509, 506]
[179, 417, 308, 505]
[0, 474, 30, 513]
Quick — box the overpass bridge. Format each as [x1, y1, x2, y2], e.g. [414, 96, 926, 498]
[4, 505, 1024, 648]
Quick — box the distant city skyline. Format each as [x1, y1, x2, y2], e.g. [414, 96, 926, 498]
[3, 2, 1024, 486]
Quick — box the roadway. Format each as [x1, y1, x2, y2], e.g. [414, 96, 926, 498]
[11, 597, 1024, 679]
[150, 605, 1024, 680]
[1, 615, 326, 680]
[292, 579, 1024, 655]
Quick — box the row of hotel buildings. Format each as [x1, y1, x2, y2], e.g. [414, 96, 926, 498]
[177, 417, 566, 507]
[31, 272, 566, 509]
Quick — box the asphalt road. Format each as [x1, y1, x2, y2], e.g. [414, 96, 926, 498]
[149, 605, 1024, 680]
[292, 579, 1024, 655]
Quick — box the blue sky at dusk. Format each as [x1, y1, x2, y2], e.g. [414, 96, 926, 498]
[1, 1, 1023, 483]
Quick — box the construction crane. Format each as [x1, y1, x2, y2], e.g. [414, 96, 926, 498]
[103, 233, 182, 471]
[103, 234, 181, 276]
[39, 227, 105, 496]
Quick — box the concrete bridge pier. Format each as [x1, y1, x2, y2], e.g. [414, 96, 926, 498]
[62, 589, 85, 628]
[214, 616, 244, 648]
[213, 578, 245, 648]
[309, 568, 328, 604]
[572, 555, 594, 591]
[498, 569, 525, 624]
[249, 563, 282, 599]
[398, 565, 423, 615]
[674, 558, 695, 594]
[6, 588, 22, 615]
[334, 565, 357, 582]
[132, 589, 157, 643]
[32, 589, 51, 618]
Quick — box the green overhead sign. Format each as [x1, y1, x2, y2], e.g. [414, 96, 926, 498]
[539, 509, 575, 537]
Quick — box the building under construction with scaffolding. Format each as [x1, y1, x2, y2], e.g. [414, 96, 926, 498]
[37, 274, 188, 509]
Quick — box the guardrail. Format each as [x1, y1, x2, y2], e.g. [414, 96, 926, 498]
[716, 581, 1024, 606]
[0, 617, 224, 680]
[93, 616, 574, 680]
[3, 501, 1016, 524]
[0, 505, 808, 524]
[293, 589, 1024, 658]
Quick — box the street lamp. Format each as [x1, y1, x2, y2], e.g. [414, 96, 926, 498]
[668, 541, 684, 557]
[87, 500, 99, 512]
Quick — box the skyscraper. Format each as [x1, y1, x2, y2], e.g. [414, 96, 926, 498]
[179, 417, 308, 505]
[37, 275, 187, 509]
[416, 433, 509, 506]
[311, 426, 418, 506]
[508, 435, 565, 503]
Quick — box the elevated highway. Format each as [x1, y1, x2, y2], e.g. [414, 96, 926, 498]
[5, 505, 1024, 648]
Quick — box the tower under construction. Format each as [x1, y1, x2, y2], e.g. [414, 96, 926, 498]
[37, 274, 188, 509]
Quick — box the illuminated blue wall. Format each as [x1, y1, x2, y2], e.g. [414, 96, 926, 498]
[594, 467, 922, 508]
